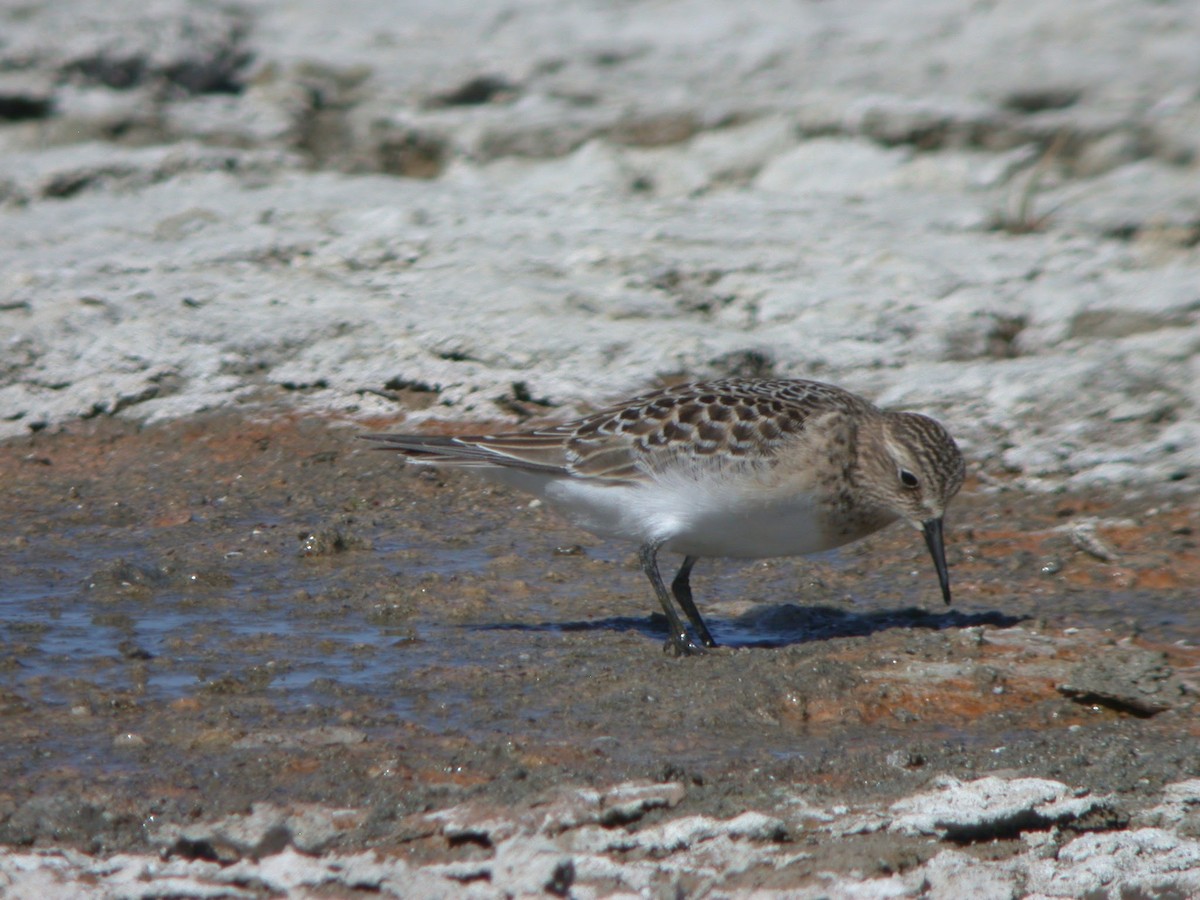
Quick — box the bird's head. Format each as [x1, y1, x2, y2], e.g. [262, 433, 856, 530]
[860, 411, 965, 604]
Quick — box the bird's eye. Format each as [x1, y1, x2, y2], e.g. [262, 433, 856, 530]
[899, 469, 920, 489]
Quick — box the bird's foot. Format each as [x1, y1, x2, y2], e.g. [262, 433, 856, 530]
[663, 634, 705, 657]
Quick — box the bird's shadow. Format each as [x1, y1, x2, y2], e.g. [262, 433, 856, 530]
[475, 603, 1027, 649]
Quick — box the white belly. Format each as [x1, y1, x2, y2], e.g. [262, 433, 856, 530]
[505, 468, 852, 560]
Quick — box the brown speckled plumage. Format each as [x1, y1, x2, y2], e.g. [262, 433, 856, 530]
[366, 377, 966, 655]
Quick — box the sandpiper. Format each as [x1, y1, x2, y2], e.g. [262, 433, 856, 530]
[366, 377, 965, 655]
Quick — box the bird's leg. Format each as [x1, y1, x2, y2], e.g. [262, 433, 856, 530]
[639, 542, 703, 656]
[670, 556, 717, 648]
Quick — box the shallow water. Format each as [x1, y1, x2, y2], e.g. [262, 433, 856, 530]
[3, 494, 1196, 720]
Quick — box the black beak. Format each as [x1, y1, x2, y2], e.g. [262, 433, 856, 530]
[922, 517, 952, 606]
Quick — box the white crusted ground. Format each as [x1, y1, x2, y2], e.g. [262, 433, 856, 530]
[3, 777, 1199, 898]
[1, 0, 1197, 489]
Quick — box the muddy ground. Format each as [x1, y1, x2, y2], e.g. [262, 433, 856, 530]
[1, 406, 1197, 894]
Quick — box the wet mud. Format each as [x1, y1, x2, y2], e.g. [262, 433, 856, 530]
[1, 410, 1198, 882]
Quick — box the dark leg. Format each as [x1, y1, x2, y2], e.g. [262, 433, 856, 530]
[671, 556, 717, 648]
[639, 542, 702, 656]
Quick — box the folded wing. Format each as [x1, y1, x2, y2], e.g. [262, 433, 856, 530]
[363, 431, 576, 476]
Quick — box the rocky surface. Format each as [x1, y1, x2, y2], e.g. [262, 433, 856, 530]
[2, 0, 1199, 896]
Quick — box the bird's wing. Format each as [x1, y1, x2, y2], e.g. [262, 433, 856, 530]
[362, 431, 573, 475]
[366, 378, 864, 485]
[560, 378, 846, 479]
